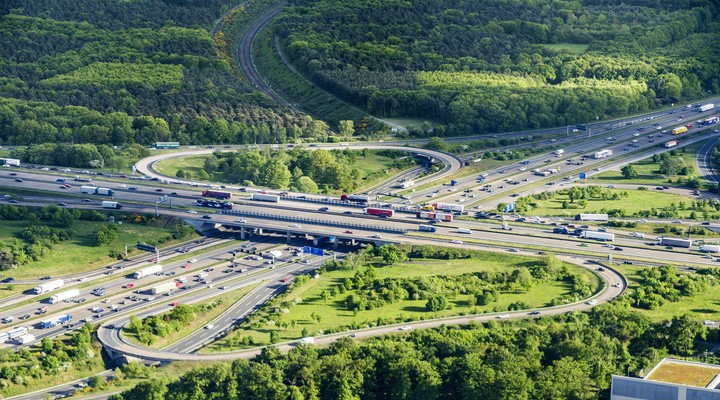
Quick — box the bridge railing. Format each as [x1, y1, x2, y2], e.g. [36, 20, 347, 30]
[219, 209, 409, 234]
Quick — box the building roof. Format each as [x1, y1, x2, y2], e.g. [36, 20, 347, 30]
[645, 358, 720, 389]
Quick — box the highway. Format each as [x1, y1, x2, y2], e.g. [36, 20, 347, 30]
[697, 136, 719, 184]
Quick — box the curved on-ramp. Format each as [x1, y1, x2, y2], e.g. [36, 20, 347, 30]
[134, 145, 463, 188]
[98, 254, 625, 362]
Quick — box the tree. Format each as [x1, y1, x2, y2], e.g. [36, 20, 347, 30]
[338, 120, 355, 137]
[621, 164, 638, 179]
[666, 313, 707, 355]
[259, 158, 291, 188]
[294, 176, 319, 193]
[378, 245, 408, 265]
[426, 294, 449, 311]
[660, 157, 683, 176]
[424, 136, 449, 152]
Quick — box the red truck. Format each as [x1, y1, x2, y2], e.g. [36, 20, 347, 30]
[416, 211, 453, 222]
[364, 207, 394, 218]
[202, 190, 231, 199]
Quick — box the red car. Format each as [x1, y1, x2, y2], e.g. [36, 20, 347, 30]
[344, 230, 354, 234]
[122, 283, 135, 289]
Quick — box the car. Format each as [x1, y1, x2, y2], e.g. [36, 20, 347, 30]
[586, 300, 598, 305]
[369, 234, 382, 239]
[343, 211, 353, 215]
[9, 173, 16, 176]
[202, 215, 212, 219]
[146, 296, 156, 301]
[451, 240, 464, 244]
[8, 199, 19, 203]
[167, 271, 176, 276]
[702, 221, 711, 225]
[613, 247, 623, 251]
[76, 298, 86, 303]
[106, 324, 115, 329]
[623, 260, 634, 265]
[318, 207, 329, 212]
[219, 286, 227, 290]
[399, 325, 412, 331]
[56, 202, 68, 207]
[0, 277, 14, 283]
[18, 314, 30, 320]
[188, 259, 197, 263]
[497, 314, 510, 319]
[665, 246, 674, 250]
[344, 230, 354, 234]
[205, 324, 214, 329]
[82, 199, 92, 203]
[704, 320, 715, 326]
[155, 188, 163, 192]
[187, 210, 198, 214]
[41, 275, 52, 280]
[528, 311, 541, 316]
[14, 178, 23, 182]
[128, 187, 137, 191]
[507, 248, 519, 252]
[236, 219, 247, 223]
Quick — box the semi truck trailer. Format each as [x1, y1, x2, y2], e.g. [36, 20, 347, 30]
[341, 194, 370, 202]
[699, 245, 720, 253]
[150, 281, 181, 295]
[49, 288, 80, 304]
[364, 207, 394, 218]
[133, 265, 163, 279]
[580, 231, 615, 241]
[41, 314, 72, 328]
[433, 202, 464, 213]
[665, 140, 679, 148]
[201, 190, 231, 199]
[33, 279, 64, 295]
[416, 211, 453, 222]
[250, 193, 280, 202]
[699, 103, 714, 112]
[101, 201, 122, 209]
[656, 237, 692, 248]
[575, 213, 609, 222]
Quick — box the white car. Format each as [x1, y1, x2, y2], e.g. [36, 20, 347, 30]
[290, 224, 301, 228]
[633, 133, 640, 137]
[187, 210, 198, 214]
[236, 219, 247, 223]
[399, 325, 412, 331]
[451, 240, 463, 244]
[704, 320, 714, 326]
[204, 324, 214, 329]
[586, 300, 598, 305]
[146, 296, 156, 301]
[188, 259, 198, 263]
[118, 184, 127, 188]
[497, 314, 510, 319]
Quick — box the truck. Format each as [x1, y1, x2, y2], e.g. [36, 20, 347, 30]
[195, 199, 233, 209]
[364, 207, 394, 218]
[553, 227, 568, 234]
[250, 193, 280, 202]
[554, 149, 564, 156]
[656, 237, 692, 248]
[102, 201, 122, 209]
[699, 103, 715, 112]
[150, 281, 181, 295]
[575, 213, 609, 222]
[433, 202, 464, 213]
[0, 158, 20, 166]
[419, 225, 437, 232]
[665, 140, 679, 148]
[594, 149, 613, 159]
[49, 288, 80, 304]
[33, 279, 64, 295]
[672, 126, 688, 135]
[133, 265, 163, 279]
[74, 176, 92, 182]
[41, 314, 72, 329]
[16, 334, 35, 345]
[416, 211, 453, 222]
[450, 180, 459, 186]
[80, 185, 98, 194]
[399, 180, 415, 189]
[580, 231, 615, 241]
[534, 170, 551, 177]
[704, 117, 719, 125]
[202, 190, 231, 199]
[699, 245, 720, 253]
[299, 337, 315, 344]
[340, 194, 369, 202]
[96, 187, 114, 196]
[7, 326, 29, 339]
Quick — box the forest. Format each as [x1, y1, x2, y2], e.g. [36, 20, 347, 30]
[109, 300, 715, 400]
[0, 0, 378, 146]
[275, 0, 720, 136]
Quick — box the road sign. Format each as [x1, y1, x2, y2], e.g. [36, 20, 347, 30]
[132, 165, 137, 172]
[579, 173, 587, 179]
[303, 246, 324, 256]
[504, 203, 515, 212]
[136, 242, 157, 252]
[303, 246, 312, 254]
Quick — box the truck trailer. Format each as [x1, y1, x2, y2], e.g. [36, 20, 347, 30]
[399, 180, 415, 189]
[665, 140, 679, 148]
[33, 279, 64, 295]
[7, 326, 28, 339]
[594, 149, 613, 159]
[364, 207, 394, 218]
[41, 314, 72, 329]
[201, 190, 231, 199]
[575, 213, 609, 222]
[80, 186, 98, 194]
[0, 158, 20, 166]
[418, 225, 437, 232]
[101, 201, 122, 209]
[49, 288, 80, 304]
[699, 103, 715, 112]
[554, 149, 564, 156]
[250, 193, 280, 202]
[580, 231, 615, 241]
[704, 117, 719, 125]
[656, 237, 692, 248]
[80, 186, 114, 196]
[133, 265, 163, 279]
[416, 211, 453, 222]
[16, 334, 35, 345]
[150, 281, 181, 295]
[433, 202, 465, 213]
[699, 245, 720, 253]
[672, 126, 688, 135]
[341, 194, 370, 202]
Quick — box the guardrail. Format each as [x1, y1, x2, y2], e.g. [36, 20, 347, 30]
[219, 209, 409, 234]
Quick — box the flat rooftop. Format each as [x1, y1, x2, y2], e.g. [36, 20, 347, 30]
[645, 358, 720, 389]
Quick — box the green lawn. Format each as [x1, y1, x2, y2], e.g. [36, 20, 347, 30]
[206, 254, 600, 351]
[525, 189, 702, 219]
[613, 263, 720, 322]
[123, 282, 260, 349]
[594, 142, 702, 186]
[0, 218, 194, 281]
[154, 155, 208, 180]
[543, 43, 589, 54]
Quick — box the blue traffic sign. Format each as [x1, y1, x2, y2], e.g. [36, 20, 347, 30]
[504, 203, 515, 212]
[579, 173, 586, 179]
[303, 246, 324, 256]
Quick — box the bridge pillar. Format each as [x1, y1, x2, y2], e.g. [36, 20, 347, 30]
[287, 231, 292, 244]
[240, 227, 246, 240]
[333, 240, 338, 249]
[257, 228, 263, 235]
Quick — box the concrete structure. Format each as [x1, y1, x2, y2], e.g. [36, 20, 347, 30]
[611, 359, 720, 400]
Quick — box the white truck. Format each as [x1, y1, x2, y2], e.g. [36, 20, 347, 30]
[575, 213, 609, 222]
[250, 193, 280, 202]
[581, 231, 615, 241]
[80, 186, 98, 194]
[101, 201, 122, 209]
[33, 279, 64, 295]
[132, 264, 163, 279]
[594, 149, 613, 159]
[96, 187, 114, 196]
[16, 334, 35, 345]
[399, 180, 415, 189]
[699, 103, 714, 112]
[699, 245, 720, 253]
[299, 337, 315, 344]
[554, 149, 564, 156]
[0, 158, 20, 166]
[7, 326, 29, 340]
[433, 202, 464, 213]
[150, 281, 180, 295]
[49, 288, 80, 304]
[656, 237, 692, 248]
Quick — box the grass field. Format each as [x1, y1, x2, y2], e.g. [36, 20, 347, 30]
[525, 189, 702, 219]
[614, 263, 720, 322]
[0, 218, 193, 281]
[594, 142, 701, 186]
[206, 254, 600, 351]
[123, 282, 260, 349]
[543, 43, 589, 53]
[153, 155, 208, 180]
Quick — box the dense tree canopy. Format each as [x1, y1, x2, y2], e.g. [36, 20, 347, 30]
[275, 0, 720, 136]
